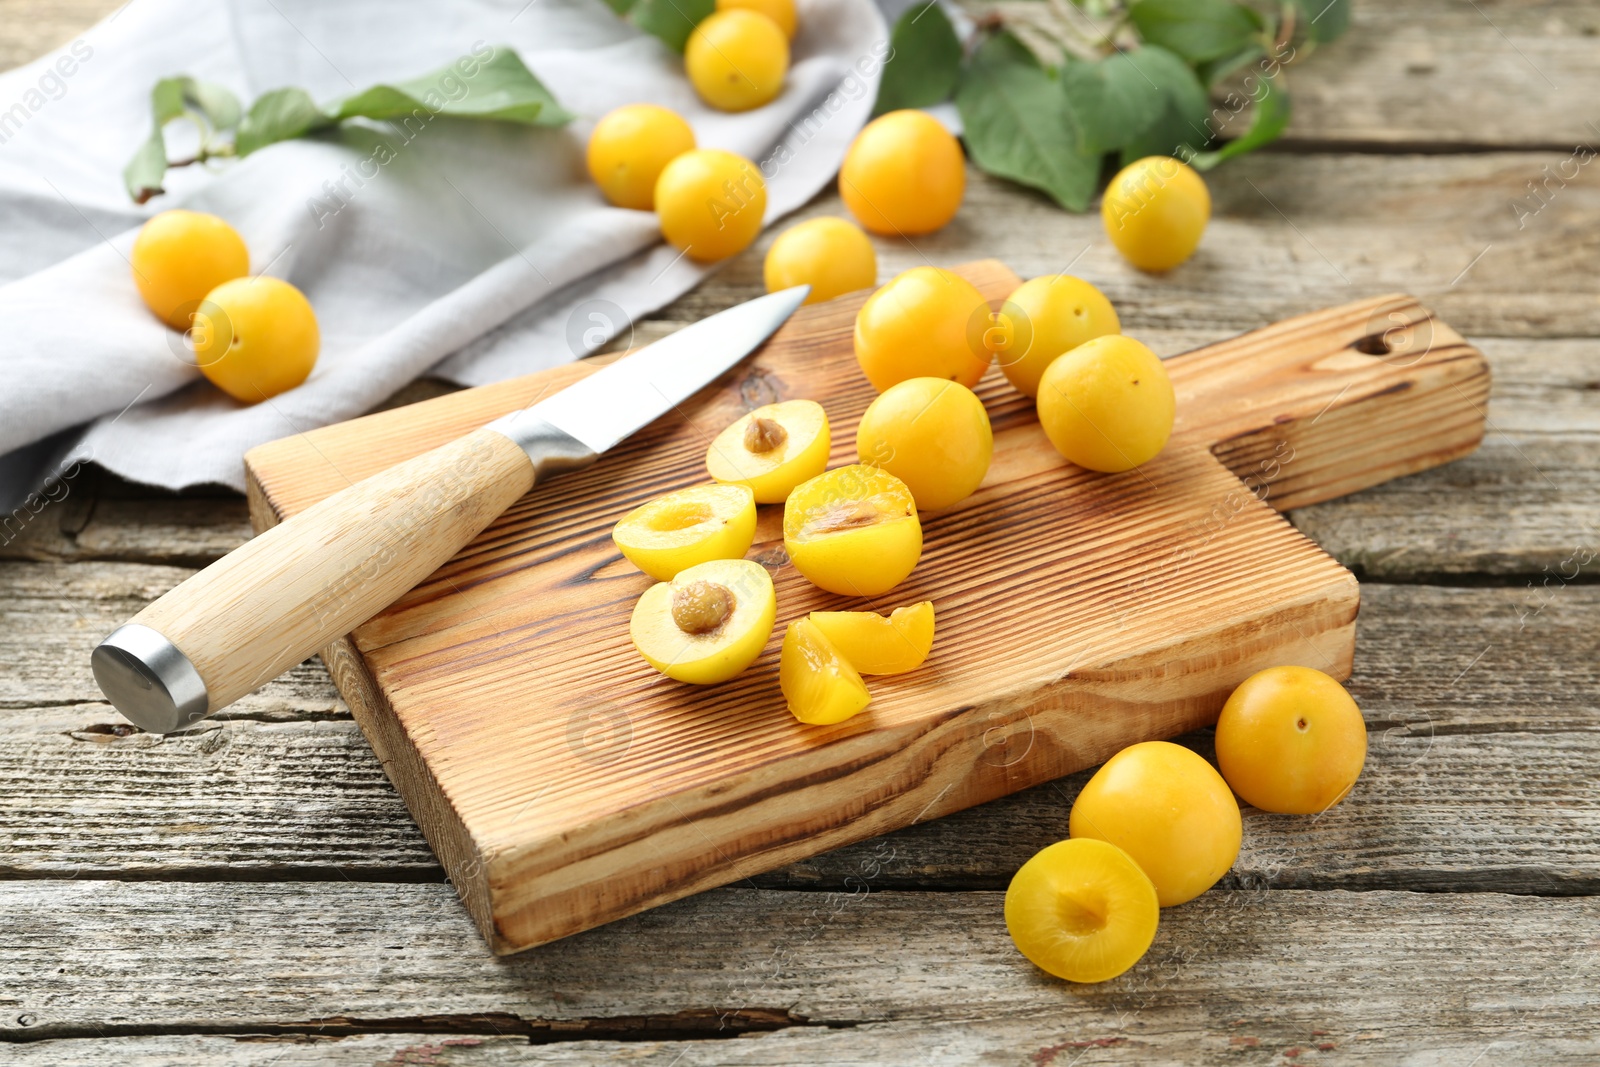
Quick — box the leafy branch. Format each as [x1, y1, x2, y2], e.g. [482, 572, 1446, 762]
[123, 45, 572, 204]
[874, 0, 1351, 211]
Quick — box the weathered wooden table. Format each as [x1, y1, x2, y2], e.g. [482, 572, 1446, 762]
[5, 2, 1599, 1063]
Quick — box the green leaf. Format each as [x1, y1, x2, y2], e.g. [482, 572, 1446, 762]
[122, 76, 242, 204]
[1056, 62, 1116, 155]
[184, 79, 242, 132]
[1119, 99, 1204, 167]
[1109, 45, 1214, 165]
[1054, 45, 1215, 167]
[631, 0, 715, 53]
[1129, 0, 1263, 64]
[601, 0, 636, 13]
[1188, 76, 1290, 169]
[956, 33, 1100, 212]
[147, 78, 189, 127]
[1059, 50, 1171, 157]
[332, 47, 572, 126]
[873, 2, 964, 116]
[122, 48, 572, 202]
[1195, 41, 1265, 86]
[235, 87, 330, 157]
[1291, 0, 1350, 41]
[123, 136, 173, 205]
[123, 79, 185, 204]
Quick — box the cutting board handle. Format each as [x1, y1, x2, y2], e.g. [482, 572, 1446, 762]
[1171, 293, 1489, 512]
[91, 425, 574, 732]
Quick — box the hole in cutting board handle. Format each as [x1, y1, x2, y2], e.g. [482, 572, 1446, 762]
[1351, 333, 1393, 356]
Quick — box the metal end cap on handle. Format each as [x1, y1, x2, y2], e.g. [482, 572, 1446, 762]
[91, 624, 210, 734]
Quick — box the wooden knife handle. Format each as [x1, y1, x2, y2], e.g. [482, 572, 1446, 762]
[92, 419, 593, 732]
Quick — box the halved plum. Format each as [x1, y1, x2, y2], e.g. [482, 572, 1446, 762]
[782, 464, 921, 596]
[629, 558, 776, 684]
[612, 483, 757, 581]
[706, 399, 830, 504]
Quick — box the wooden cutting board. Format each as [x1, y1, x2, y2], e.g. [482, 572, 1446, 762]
[244, 260, 1489, 955]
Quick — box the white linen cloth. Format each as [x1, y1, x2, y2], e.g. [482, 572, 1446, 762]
[0, 0, 888, 505]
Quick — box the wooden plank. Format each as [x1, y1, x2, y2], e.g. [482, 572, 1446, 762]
[5, 1037, 536, 1066]
[0, 469, 253, 567]
[6, 0, 1598, 149]
[1, 880, 1596, 1059]
[3, 583, 1597, 897]
[0, 0, 118, 71]
[1288, 340, 1600, 577]
[666, 157, 1600, 342]
[5, 702, 1597, 897]
[9, 1025, 1600, 1067]
[12, 0, 1600, 117]
[8, 0, 1597, 147]
[5, 332, 1593, 579]
[980, 0, 1600, 151]
[0, 560, 190, 708]
[1284, 0, 1600, 150]
[0, 707, 432, 875]
[0, 560, 339, 714]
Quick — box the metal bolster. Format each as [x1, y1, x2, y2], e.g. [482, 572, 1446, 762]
[484, 410, 600, 481]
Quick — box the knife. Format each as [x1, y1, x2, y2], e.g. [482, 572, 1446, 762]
[91, 285, 811, 734]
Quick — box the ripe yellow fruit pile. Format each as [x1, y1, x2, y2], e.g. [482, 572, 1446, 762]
[620, 254, 1173, 718]
[615, 259, 1186, 721]
[586, 0, 800, 265]
[587, 17, 980, 282]
[587, 104, 771, 265]
[130, 210, 320, 404]
[616, 392, 941, 723]
[1007, 668, 1367, 985]
[856, 263, 1176, 474]
[757, 109, 970, 306]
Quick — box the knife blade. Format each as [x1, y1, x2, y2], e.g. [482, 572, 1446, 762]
[527, 286, 811, 455]
[91, 285, 811, 733]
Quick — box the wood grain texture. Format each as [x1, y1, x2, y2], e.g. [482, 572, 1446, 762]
[2, 1, 1594, 1058]
[5, 0, 1598, 148]
[2, 880, 1596, 1062]
[241, 263, 1487, 953]
[8, 1026, 1600, 1067]
[678, 155, 1600, 342]
[0, 560, 349, 712]
[5, 334, 1592, 579]
[0, 470, 252, 567]
[7, 580, 1600, 897]
[3, 574, 1597, 894]
[975, 0, 1600, 151]
[1287, 339, 1600, 576]
[1282, 0, 1600, 149]
[0, 0, 117, 71]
